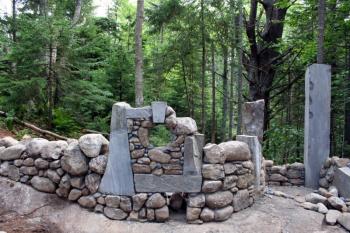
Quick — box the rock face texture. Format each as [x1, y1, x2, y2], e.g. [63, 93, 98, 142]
[242, 99, 265, 142]
[265, 161, 305, 186]
[78, 134, 109, 158]
[61, 142, 88, 176]
[185, 140, 255, 223]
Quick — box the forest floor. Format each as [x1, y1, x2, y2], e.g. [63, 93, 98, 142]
[0, 128, 14, 138]
[0, 177, 347, 233]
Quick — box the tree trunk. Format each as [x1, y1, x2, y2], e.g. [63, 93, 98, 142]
[228, 0, 235, 140]
[12, 0, 16, 42]
[135, 0, 144, 107]
[245, 0, 288, 132]
[236, 0, 243, 135]
[344, 41, 350, 154]
[72, 0, 83, 26]
[229, 46, 235, 140]
[200, 0, 206, 134]
[211, 43, 216, 143]
[221, 45, 228, 141]
[317, 0, 325, 64]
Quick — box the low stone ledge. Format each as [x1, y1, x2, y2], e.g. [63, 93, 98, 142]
[134, 174, 202, 193]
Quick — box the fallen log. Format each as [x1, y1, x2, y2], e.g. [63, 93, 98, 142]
[82, 129, 109, 139]
[0, 110, 69, 141]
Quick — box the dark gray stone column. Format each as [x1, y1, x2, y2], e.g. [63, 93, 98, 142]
[304, 64, 331, 188]
[99, 102, 135, 195]
[242, 99, 265, 142]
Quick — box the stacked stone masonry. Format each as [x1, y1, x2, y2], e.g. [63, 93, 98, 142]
[0, 103, 266, 224]
[0, 135, 171, 222]
[127, 106, 186, 176]
[319, 156, 350, 190]
[186, 141, 255, 223]
[0, 134, 260, 223]
[265, 160, 305, 186]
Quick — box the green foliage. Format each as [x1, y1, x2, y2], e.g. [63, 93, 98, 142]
[149, 125, 172, 147]
[53, 108, 80, 135]
[0, 0, 349, 164]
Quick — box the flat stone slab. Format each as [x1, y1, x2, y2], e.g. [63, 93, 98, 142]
[134, 174, 202, 193]
[304, 64, 331, 188]
[99, 103, 135, 195]
[333, 167, 350, 198]
[126, 107, 152, 119]
[151, 101, 167, 123]
[183, 134, 204, 176]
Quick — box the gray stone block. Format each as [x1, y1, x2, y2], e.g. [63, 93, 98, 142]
[183, 134, 204, 176]
[134, 174, 202, 193]
[151, 101, 167, 123]
[126, 107, 152, 119]
[304, 64, 331, 188]
[242, 100, 265, 142]
[236, 135, 261, 191]
[100, 103, 135, 196]
[333, 167, 350, 198]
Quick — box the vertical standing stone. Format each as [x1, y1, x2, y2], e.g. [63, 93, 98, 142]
[151, 101, 167, 123]
[236, 135, 262, 192]
[99, 102, 135, 195]
[183, 134, 204, 176]
[242, 100, 265, 143]
[304, 64, 331, 189]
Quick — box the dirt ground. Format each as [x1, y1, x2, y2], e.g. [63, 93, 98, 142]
[0, 129, 15, 139]
[0, 177, 347, 233]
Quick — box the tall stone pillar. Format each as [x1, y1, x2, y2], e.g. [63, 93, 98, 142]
[242, 99, 265, 143]
[304, 64, 331, 188]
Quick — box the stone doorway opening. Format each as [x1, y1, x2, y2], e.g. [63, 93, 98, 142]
[168, 192, 188, 222]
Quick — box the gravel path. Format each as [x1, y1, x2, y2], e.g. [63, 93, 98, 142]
[0, 177, 347, 233]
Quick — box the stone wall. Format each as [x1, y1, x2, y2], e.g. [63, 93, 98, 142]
[185, 141, 255, 223]
[319, 156, 350, 189]
[0, 134, 261, 223]
[128, 118, 185, 176]
[264, 160, 305, 186]
[0, 135, 171, 222]
[0, 102, 267, 223]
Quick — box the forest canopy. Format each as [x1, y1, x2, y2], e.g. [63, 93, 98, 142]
[0, 0, 349, 164]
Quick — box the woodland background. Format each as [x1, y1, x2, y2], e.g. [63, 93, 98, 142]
[0, 0, 349, 164]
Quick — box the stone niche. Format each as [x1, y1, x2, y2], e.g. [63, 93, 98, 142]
[99, 102, 204, 195]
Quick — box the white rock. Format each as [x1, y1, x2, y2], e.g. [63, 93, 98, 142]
[305, 193, 327, 204]
[203, 143, 225, 164]
[41, 140, 68, 159]
[325, 209, 341, 225]
[317, 203, 328, 214]
[26, 138, 49, 156]
[218, 141, 251, 161]
[78, 134, 109, 158]
[174, 117, 198, 135]
[0, 144, 26, 160]
[0, 136, 18, 147]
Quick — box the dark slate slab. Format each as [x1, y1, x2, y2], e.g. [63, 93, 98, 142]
[242, 100, 265, 143]
[333, 167, 350, 198]
[151, 101, 167, 123]
[304, 64, 331, 188]
[126, 107, 152, 119]
[183, 134, 204, 176]
[134, 174, 202, 193]
[99, 103, 135, 196]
